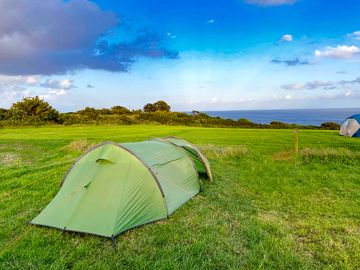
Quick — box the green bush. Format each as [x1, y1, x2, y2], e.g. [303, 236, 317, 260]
[111, 106, 130, 115]
[0, 108, 7, 121]
[77, 107, 100, 120]
[143, 100, 171, 112]
[3, 96, 60, 124]
[320, 122, 340, 130]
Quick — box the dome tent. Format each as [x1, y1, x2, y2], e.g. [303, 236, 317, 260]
[339, 114, 360, 138]
[31, 138, 212, 241]
[161, 136, 213, 182]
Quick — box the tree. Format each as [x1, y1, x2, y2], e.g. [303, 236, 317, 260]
[111, 106, 130, 115]
[10, 96, 59, 122]
[153, 100, 170, 112]
[143, 103, 156, 112]
[77, 107, 99, 120]
[0, 108, 7, 120]
[191, 110, 200, 116]
[144, 100, 171, 112]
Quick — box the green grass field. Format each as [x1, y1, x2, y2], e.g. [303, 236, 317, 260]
[1, 125, 360, 269]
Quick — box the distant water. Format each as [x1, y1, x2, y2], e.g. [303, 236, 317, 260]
[204, 108, 360, 126]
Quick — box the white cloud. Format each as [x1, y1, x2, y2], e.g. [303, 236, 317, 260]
[38, 79, 74, 100]
[315, 45, 360, 59]
[0, 75, 75, 106]
[207, 19, 215, 24]
[0, 75, 39, 86]
[0, 76, 36, 107]
[244, 0, 296, 6]
[348, 31, 360, 40]
[48, 89, 67, 96]
[0, 75, 39, 106]
[40, 88, 68, 100]
[281, 34, 293, 42]
[40, 79, 75, 90]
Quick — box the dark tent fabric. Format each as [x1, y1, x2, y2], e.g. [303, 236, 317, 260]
[31, 138, 212, 238]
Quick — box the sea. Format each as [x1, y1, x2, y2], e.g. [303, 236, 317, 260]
[204, 108, 360, 126]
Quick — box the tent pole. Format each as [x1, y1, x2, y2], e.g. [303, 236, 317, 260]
[111, 235, 117, 252]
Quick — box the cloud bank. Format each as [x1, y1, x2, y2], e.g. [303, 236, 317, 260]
[0, 75, 78, 104]
[0, 0, 178, 75]
[348, 31, 360, 40]
[315, 45, 360, 59]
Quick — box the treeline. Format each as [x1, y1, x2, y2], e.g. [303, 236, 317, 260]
[0, 96, 340, 130]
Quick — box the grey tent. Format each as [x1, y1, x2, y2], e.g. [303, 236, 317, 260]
[339, 114, 360, 138]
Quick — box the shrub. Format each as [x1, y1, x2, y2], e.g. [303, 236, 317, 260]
[8, 96, 60, 123]
[153, 100, 170, 112]
[144, 100, 171, 112]
[237, 118, 253, 124]
[0, 108, 7, 120]
[98, 108, 112, 115]
[320, 122, 340, 130]
[143, 103, 156, 112]
[77, 107, 99, 120]
[111, 106, 130, 115]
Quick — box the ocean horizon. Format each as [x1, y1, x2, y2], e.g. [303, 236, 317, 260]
[203, 108, 360, 126]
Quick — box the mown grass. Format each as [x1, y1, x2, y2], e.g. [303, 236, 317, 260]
[0, 125, 359, 269]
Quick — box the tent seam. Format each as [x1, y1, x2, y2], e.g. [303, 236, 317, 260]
[60, 141, 114, 187]
[114, 144, 165, 198]
[152, 138, 201, 186]
[114, 143, 169, 216]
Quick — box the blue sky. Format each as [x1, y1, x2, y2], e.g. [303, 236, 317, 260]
[0, 0, 359, 111]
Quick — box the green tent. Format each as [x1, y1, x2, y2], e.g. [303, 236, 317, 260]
[31, 137, 212, 240]
[161, 137, 213, 182]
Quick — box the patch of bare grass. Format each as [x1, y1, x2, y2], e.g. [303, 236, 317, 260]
[199, 144, 248, 158]
[272, 151, 294, 161]
[0, 152, 21, 166]
[258, 210, 287, 226]
[62, 140, 94, 153]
